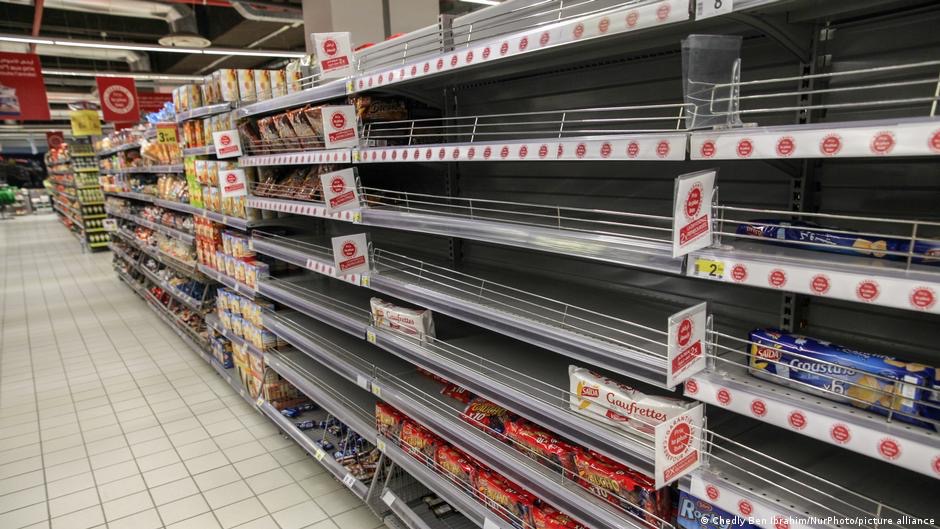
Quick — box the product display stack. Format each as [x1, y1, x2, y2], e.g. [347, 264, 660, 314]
[73, 1, 940, 529]
[44, 139, 108, 250]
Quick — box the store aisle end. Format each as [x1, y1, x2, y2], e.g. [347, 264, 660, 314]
[0, 215, 384, 529]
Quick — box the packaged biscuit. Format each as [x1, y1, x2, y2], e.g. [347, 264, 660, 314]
[202, 117, 213, 146]
[532, 505, 589, 529]
[573, 450, 670, 525]
[677, 490, 760, 529]
[441, 383, 474, 404]
[376, 402, 406, 439]
[399, 421, 440, 465]
[207, 161, 219, 186]
[476, 470, 536, 529]
[370, 298, 436, 341]
[286, 60, 303, 93]
[256, 117, 280, 150]
[569, 366, 693, 436]
[270, 69, 287, 98]
[462, 398, 512, 438]
[505, 418, 578, 477]
[749, 329, 932, 427]
[350, 96, 408, 122]
[737, 220, 940, 265]
[272, 113, 299, 151]
[254, 70, 272, 101]
[287, 108, 318, 148]
[435, 445, 477, 487]
[218, 69, 238, 102]
[237, 69, 256, 101]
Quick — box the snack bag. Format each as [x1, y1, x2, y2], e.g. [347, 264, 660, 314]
[370, 298, 436, 341]
[573, 450, 670, 525]
[476, 470, 536, 529]
[569, 366, 693, 436]
[461, 398, 512, 438]
[375, 402, 405, 439]
[504, 418, 578, 477]
[749, 329, 932, 428]
[532, 505, 589, 529]
[399, 421, 440, 465]
[441, 383, 474, 404]
[435, 445, 477, 488]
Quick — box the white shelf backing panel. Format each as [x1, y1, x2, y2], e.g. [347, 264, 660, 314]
[353, 0, 691, 92]
[246, 195, 360, 223]
[354, 134, 688, 163]
[684, 367, 940, 479]
[688, 241, 940, 314]
[373, 369, 663, 529]
[239, 148, 351, 167]
[234, 78, 348, 119]
[264, 349, 378, 444]
[258, 402, 371, 500]
[250, 233, 364, 286]
[176, 102, 233, 123]
[376, 437, 515, 529]
[690, 118, 940, 159]
[258, 275, 371, 338]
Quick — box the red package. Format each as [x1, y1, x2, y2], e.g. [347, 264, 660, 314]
[461, 398, 512, 438]
[476, 470, 536, 529]
[375, 403, 405, 440]
[573, 450, 670, 526]
[435, 445, 477, 489]
[504, 419, 578, 478]
[399, 421, 441, 465]
[441, 383, 473, 404]
[532, 505, 589, 529]
[417, 367, 449, 384]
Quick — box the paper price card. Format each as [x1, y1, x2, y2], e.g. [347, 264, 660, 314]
[320, 168, 360, 212]
[102, 219, 118, 232]
[366, 330, 377, 344]
[331, 233, 370, 276]
[696, 0, 733, 19]
[213, 129, 243, 159]
[69, 110, 102, 137]
[666, 302, 708, 388]
[483, 519, 501, 529]
[156, 122, 178, 144]
[342, 473, 356, 488]
[313, 32, 355, 79]
[653, 404, 704, 488]
[382, 490, 396, 507]
[371, 384, 381, 398]
[314, 448, 326, 461]
[693, 258, 725, 279]
[255, 397, 264, 407]
[672, 170, 716, 257]
[376, 438, 386, 452]
[356, 374, 371, 391]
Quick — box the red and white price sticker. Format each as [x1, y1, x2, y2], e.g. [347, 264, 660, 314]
[320, 167, 360, 212]
[331, 233, 370, 276]
[322, 105, 359, 149]
[312, 32, 354, 78]
[212, 130, 243, 159]
[219, 169, 247, 198]
[672, 170, 716, 257]
[666, 302, 708, 388]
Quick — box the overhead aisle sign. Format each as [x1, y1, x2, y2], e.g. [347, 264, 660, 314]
[0, 52, 50, 121]
[96, 77, 140, 123]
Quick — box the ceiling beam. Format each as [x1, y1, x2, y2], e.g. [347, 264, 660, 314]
[29, 0, 43, 53]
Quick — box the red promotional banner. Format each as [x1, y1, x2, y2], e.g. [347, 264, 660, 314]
[138, 91, 173, 114]
[0, 52, 51, 121]
[45, 131, 64, 150]
[96, 77, 140, 122]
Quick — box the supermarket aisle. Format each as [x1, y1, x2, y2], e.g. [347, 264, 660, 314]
[0, 215, 383, 529]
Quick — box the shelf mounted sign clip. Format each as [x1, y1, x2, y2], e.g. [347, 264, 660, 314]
[331, 233, 371, 276]
[312, 32, 355, 79]
[653, 403, 705, 489]
[666, 302, 708, 388]
[672, 169, 717, 258]
[213, 129, 243, 159]
[320, 167, 361, 213]
[323, 105, 359, 149]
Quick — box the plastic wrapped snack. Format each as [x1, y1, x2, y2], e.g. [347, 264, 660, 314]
[569, 366, 693, 436]
[218, 69, 238, 102]
[376, 402, 406, 439]
[749, 329, 933, 428]
[369, 298, 435, 341]
[737, 219, 940, 265]
[532, 505, 589, 529]
[441, 383, 474, 404]
[350, 95, 408, 122]
[435, 445, 477, 487]
[399, 421, 440, 465]
[573, 450, 671, 525]
[302, 106, 325, 142]
[677, 490, 761, 529]
[287, 108, 318, 149]
[504, 418, 578, 477]
[475, 470, 536, 529]
[237, 121, 264, 155]
[461, 398, 512, 438]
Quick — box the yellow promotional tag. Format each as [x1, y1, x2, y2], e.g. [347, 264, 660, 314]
[694, 258, 725, 279]
[69, 110, 102, 136]
[376, 438, 386, 452]
[352, 150, 360, 162]
[314, 448, 325, 461]
[366, 330, 376, 344]
[156, 123, 178, 144]
[371, 384, 381, 397]
[255, 397, 264, 407]
[360, 276, 370, 287]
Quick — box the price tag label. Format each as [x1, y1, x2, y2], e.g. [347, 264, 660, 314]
[483, 518, 500, 529]
[255, 397, 264, 407]
[352, 212, 362, 224]
[352, 150, 360, 162]
[371, 383, 381, 397]
[356, 374, 371, 391]
[345, 79, 354, 94]
[366, 330, 377, 344]
[314, 448, 326, 461]
[382, 490, 396, 507]
[696, 0, 733, 19]
[102, 218, 118, 232]
[360, 276, 370, 287]
[376, 438, 386, 452]
[694, 258, 725, 279]
[342, 473, 356, 488]
[156, 123, 178, 144]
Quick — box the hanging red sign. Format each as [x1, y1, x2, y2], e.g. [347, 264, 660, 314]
[45, 131, 64, 150]
[96, 77, 140, 122]
[138, 91, 173, 114]
[0, 52, 51, 121]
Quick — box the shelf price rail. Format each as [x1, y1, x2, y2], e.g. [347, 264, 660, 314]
[686, 329, 940, 478]
[356, 103, 689, 163]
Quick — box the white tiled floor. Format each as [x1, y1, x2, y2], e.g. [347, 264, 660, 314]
[0, 215, 384, 529]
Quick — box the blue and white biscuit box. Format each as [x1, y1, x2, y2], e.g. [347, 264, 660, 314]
[748, 329, 933, 429]
[677, 491, 759, 529]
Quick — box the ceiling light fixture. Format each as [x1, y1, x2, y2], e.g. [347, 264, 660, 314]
[42, 68, 205, 81]
[0, 33, 305, 59]
[460, 0, 501, 5]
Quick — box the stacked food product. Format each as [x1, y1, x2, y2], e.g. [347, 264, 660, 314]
[252, 165, 331, 201]
[370, 298, 436, 341]
[239, 105, 325, 155]
[748, 328, 938, 429]
[183, 157, 249, 218]
[737, 219, 940, 265]
[155, 174, 190, 203]
[139, 205, 194, 235]
[173, 62, 313, 110]
[201, 230, 269, 289]
[215, 287, 279, 352]
[181, 111, 236, 150]
[210, 337, 234, 368]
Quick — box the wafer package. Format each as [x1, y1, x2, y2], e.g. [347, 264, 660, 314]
[737, 219, 940, 265]
[569, 366, 694, 435]
[370, 298, 436, 341]
[748, 329, 933, 428]
[532, 505, 589, 529]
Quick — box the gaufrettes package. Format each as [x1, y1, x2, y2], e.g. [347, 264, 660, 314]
[568, 366, 693, 436]
[369, 298, 435, 341]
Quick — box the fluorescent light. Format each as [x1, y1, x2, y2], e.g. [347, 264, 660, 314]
[460, 0, 500, 5]
[54, 40, 200, 54]
[42, 68, 205, 81]
[0, 35, 54, 45]
[202, 49, 306, 58]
